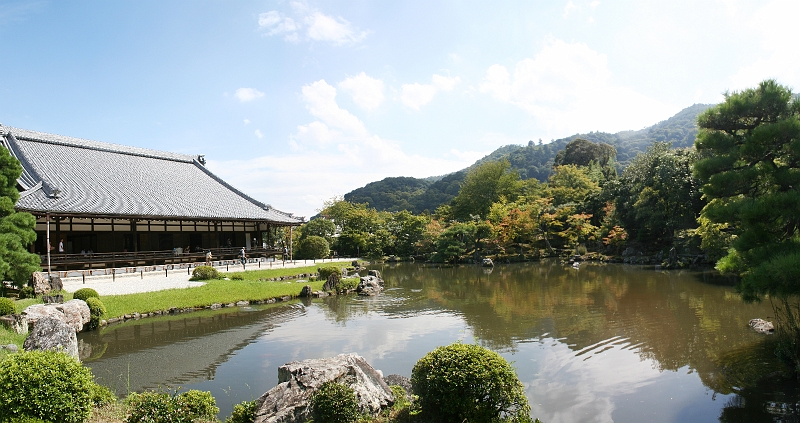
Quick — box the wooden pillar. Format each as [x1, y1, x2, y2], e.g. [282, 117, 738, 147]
[55, 216, 61, 254]
[131, 219, 138, 252]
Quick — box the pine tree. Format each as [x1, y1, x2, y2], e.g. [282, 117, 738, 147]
[0, 145, 41, 286]
[694, 80, 800, 364]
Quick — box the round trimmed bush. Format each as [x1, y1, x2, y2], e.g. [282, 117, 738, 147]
[310, 381, 359, 423]
[0, 350, 95, 423]
[298, 236, 330, 259]
[72, 288, 99, 302]
[411, 343, 532, 423]
[85, 297, 106, 330]
[317, 266, 342, 282]
[190, 265, 219, 281]
[0, 297, 16, 316]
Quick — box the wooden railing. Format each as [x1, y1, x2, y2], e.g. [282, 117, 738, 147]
[40, 247, 283, 271]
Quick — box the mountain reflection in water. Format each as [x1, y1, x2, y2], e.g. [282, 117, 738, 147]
[80, 261, 797, 422]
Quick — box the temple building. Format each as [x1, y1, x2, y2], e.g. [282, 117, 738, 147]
[0, 124, 302, 270]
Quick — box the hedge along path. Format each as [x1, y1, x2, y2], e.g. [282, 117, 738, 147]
[100, 265, 338, 319]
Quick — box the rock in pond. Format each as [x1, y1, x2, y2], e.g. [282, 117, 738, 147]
[749, 318, 774, 334]
[23, 316, 79, 359]
[357, 274, 384, 296]
[255, 353, 394, 423]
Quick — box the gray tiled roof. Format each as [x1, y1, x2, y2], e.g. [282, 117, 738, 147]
[0, 125, 302, 224]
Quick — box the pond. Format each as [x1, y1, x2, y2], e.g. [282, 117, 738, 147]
[79, 261, 799, 422]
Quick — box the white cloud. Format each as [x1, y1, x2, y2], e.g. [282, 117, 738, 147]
[338, 73, 385, 111]
[727, 0, 800, 91]
[294, 121, 335, 146]
[254, 129, 263, 139]
[258, 6, 366, 45]
[479, 65, 511, 102]
[301, 79, 367, 136]
[480, 39, 674, 137]
[234, 88, 265, 102]
[400, 74, 461, 110]
[228, 75, 477, 216]
[207, 144, 477, 219]
[243, 119, 250, 125]
[305, 12, 366, 45]
[563, 1, 578, 17]
[590, 1, 600, 8]
[431, 74, 460, 91]
[400, 83, 438, 110]
[258, 11, 299, 41]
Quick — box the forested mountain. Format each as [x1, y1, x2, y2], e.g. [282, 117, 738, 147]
[345, 103, 713, 213]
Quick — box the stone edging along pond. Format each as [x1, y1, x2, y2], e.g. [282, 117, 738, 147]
[98, 272, 354, 328]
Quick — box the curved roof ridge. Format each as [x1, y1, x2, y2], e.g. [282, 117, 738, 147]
[5, 126, 197, 163]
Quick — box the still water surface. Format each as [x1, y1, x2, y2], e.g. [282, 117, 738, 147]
[80, 261, 798, 422]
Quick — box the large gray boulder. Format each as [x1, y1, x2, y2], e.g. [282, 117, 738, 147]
[255, 353, 394, 423]
[23, 299, 91, 332]
[357, 274, 384, 296]
[23, 316, 79, 359]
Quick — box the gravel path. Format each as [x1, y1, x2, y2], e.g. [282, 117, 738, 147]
[60, 258, 357, 296]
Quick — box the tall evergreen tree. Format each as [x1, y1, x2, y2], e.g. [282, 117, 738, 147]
[694, 80, 800, 363]
[0, 145, 41, 286]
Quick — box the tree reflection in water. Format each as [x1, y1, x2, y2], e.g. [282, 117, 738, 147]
[80, 261, 800, 422]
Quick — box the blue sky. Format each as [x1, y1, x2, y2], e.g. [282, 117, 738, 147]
[1, 1, 798, 218]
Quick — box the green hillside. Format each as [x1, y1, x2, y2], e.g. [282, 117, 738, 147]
[344, 103, 713, 213]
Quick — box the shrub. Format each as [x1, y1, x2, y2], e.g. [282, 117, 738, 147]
[191, 265, 219, 281]
[310, 381, 359, 423]
[18, 286, 34, 299]
[339, 277, 360, 291]
[389, 385, 410, 410]
[126, 389, 218, 423]
[126, 392, 173, 423]
[298, 236, 330, 259]
[89, 383, 117, 406]
[226, 400, 257, 423]
[317, 266, 342, 282]
[73, 288, 99, 301]
[7, 417, 50, 423]
[0, 297, 16, 316]
[85, 297, 106, 330]
[0, 350, 95, 423]
[411, 343, 532, 423]
[179, 389, 219, 420]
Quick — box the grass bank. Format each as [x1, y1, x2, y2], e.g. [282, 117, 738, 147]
[1, 263, 356, 356]
[101, 264, 352, 318]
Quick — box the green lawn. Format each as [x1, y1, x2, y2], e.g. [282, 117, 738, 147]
[101, 278, 326, 318]
[101, 264, 350, 318]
